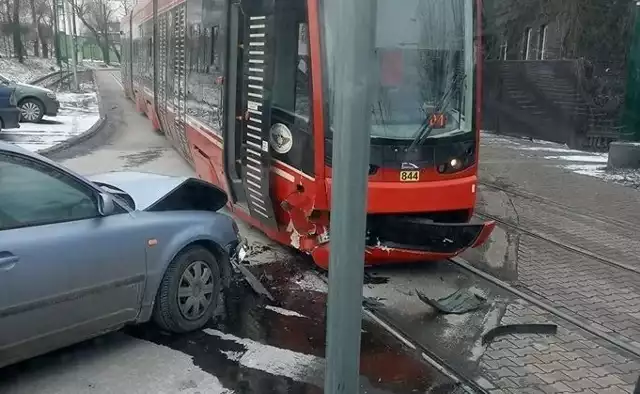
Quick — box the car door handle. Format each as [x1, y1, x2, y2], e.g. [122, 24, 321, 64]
[0, 254, 19, 271]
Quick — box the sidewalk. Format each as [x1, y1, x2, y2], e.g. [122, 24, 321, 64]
[466, 132, 640, 393]
[478, 132, 640, 226]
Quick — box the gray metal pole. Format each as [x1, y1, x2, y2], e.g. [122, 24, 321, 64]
[323, 0, 376, 391]
[66, 0, 79, 91]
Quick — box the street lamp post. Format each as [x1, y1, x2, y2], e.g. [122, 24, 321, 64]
[323, 0, 376, 392]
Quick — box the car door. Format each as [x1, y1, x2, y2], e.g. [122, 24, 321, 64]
[0, 151, 147, 365]
[0, 85, 12, 108]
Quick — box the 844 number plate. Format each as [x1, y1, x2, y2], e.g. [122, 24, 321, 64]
[400, 170, 420, 182]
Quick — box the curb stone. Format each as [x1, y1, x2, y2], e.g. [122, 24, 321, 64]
[38, 69, 108, 158]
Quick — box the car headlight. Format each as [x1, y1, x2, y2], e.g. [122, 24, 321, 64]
[46, 92, 56, 99]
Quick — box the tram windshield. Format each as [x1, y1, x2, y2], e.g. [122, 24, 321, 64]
[321, 0, 474, 141]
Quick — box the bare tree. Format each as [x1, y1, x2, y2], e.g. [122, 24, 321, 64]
[12, 0, 24, 62]
[116, 0, 132, 16]
[73, 0, 117, 64]
[35, 0, 53, 58]
[29, 0, 40, 56]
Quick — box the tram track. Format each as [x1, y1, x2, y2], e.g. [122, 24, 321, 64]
[471, 207, 640, 352]
[303, 244, 640, 393]
[304, 203, 640, 391]
[478, 180, 640, 234]
[310, 248, 640, 394]
[313, 271, 490, 394]
[447, 256, 640, 360]
[474, 210, 640, 276]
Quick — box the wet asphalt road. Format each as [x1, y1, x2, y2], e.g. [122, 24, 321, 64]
[0, 70, 466, 394]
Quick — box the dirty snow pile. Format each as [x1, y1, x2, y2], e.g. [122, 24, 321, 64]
[1, 91, 100, 153]
[0, 57, 58, 84]
[481, 131, 640, 189]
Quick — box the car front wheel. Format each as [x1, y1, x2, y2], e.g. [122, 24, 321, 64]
[19, 98, 45, 122]
[153, 246, 222, 333]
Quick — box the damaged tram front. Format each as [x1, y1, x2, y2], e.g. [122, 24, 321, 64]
[121, 0, 495, 268]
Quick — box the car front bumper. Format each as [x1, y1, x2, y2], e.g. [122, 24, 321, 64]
[44, 98, 60, 116]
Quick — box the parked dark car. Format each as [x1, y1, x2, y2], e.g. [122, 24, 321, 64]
[0, 141, 248, 368]
[0, 85, 20, 132]
[0, 74, 59, 123]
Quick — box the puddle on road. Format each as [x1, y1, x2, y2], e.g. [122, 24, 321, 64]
[460, 186, 521, 282]
[130, 259, 453, 393]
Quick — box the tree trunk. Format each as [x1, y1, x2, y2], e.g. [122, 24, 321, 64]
[29, 0, 40, 56]
[111, 43, 121, 62]
[101, 43, 110, 64]
[12, 0, 23, 62]
[42, 38, 49, 58]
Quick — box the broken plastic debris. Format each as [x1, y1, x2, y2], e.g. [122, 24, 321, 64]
[416, 288, 486, 314]
[482, 323, 558, 346]
[231, 260, 275, 302]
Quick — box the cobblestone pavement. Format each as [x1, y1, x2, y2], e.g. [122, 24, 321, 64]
[481, 300, 639, 394]
[479, 132, 640, 228]
[470, 132, 640, 393]
[477, 185, 640, 267]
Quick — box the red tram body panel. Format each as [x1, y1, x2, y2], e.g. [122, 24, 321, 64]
[121, 0, 495, 269]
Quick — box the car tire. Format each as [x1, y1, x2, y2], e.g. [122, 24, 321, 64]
[19, 98, 45, 123]
[153, 246, 222, 333]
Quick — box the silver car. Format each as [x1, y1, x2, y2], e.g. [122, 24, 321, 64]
[0, 141, 247, 368]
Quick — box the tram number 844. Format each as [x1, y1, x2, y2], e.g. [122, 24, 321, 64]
[400, 171, 420, 182]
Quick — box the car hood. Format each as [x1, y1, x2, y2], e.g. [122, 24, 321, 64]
[88, 171, 228, 212]
[16, 82, 53, 95]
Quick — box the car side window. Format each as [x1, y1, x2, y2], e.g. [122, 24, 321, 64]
[0, 153, 100, 230]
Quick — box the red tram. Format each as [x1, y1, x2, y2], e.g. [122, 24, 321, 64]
[120, 0, 495, 269]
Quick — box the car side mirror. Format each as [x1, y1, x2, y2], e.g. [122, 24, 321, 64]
[98, 193, 115, 216]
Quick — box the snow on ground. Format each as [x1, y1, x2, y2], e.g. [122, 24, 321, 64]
[0, 57, 58, 83]
[481, 130, 640, 189]
[544, 155, 609, 163]
[0, 332, 230, 394]
[204, 328, 325, 388]
[0, 91, 100, 152]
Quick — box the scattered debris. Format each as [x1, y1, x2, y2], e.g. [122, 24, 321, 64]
[416, 288, 486, 314]
[231, 260, 275, 302]
[482, 323, 558, 346]
[264, 305, 308, 319]
[363, 272, 390, 285]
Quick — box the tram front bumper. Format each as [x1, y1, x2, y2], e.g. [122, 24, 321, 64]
[310, 218, 495, 270]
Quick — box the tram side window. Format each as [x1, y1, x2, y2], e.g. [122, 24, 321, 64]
[295, 23, 311, 120]
[185, 0, 225, 135]
[134, 37, 142, 84]
[272, 14, 311, 122]
[166, 13, 175, 103]
[142, 21, 153, 90]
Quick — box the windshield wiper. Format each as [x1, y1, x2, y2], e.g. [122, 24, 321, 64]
[407, 72, 465, 151]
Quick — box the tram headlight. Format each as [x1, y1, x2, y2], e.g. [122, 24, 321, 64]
[435, 142, 476, 174]
[437, 157, 463, 173]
